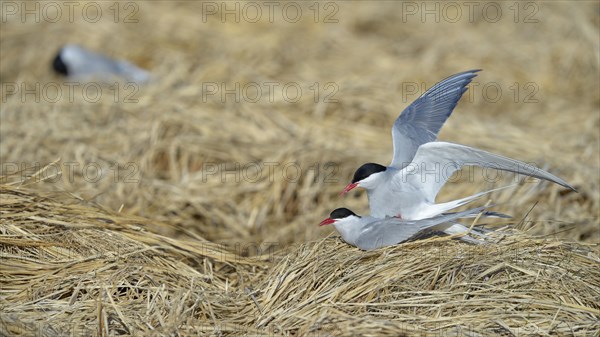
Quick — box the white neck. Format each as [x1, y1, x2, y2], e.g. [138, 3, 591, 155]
[333, 217, 368, 246]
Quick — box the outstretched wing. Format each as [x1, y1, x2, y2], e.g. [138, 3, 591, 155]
[396, 141, 576, 204]
[390, 70, 480, 169]
[355, 206, 487, 250]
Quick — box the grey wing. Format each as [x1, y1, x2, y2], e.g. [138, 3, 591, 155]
[390, 70, 480, 169]
[355, 206, 487, 250]
[399, 141, 576, 204]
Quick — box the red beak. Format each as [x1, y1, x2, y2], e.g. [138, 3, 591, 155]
[340, 182, 358, 196]
[319, 218, 336, 226]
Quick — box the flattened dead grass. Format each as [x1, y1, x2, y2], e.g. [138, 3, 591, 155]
[1, 185, 598, 336]
[1, 1, 598, 336]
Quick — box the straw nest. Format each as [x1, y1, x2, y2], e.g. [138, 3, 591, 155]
[1, 1, 599, 336]
[1, 185, 598, 336]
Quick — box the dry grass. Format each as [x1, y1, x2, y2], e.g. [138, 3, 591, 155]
[253, 238, 599, 336]
[1, 185, 598, 336]
[1, 1, 599, 336]
[0, 185, 269, 336]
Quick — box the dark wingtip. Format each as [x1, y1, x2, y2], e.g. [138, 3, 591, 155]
[461, 69, 482, 76]
[556, 178, 577, 193]
[450, 69, 482, 79]
[483, 211, 512, 219]
[52, 49, 68, 76]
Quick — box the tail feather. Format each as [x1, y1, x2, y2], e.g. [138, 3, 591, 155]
[415, 184, 516, 219]
[446, 210, 512, 219]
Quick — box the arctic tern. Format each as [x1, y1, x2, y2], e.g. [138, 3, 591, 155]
[52, 44, 151, 84]
[341, 71, 576, 220]
[319, 206, 491, 250]
[344, 141, 575, 220]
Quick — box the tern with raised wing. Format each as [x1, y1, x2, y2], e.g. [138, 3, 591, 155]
[341, 71, 576, 222]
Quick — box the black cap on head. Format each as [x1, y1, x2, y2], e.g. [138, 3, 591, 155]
[330, 208, 358, 219]
[52, 51, 68, 76]
[351, 163, 386, 183]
